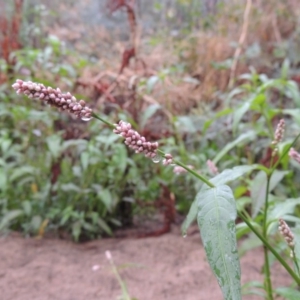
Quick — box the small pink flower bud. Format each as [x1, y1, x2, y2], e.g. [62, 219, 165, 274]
[272, 119, 285, 146]
[279, 218, 295, 249]
[113, 120, 159, 159]
[289, 148, 300, 164]
[207, 160, 219, 175]
[105, 250, 112, 261]
[163, 153, 173, 165]
[12, 79, 93, 120]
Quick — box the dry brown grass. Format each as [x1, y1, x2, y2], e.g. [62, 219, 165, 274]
[181, 0, 299, 102]
[23, 0, 300, 114]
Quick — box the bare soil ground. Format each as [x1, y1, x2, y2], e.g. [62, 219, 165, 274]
[0, 226, 291, 300]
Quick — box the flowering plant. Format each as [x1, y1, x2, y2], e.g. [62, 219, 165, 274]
[12, 79, 300, 300]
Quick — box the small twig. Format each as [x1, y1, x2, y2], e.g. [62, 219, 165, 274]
[228, 0, 252, 89]
[272, 13, 281, 43]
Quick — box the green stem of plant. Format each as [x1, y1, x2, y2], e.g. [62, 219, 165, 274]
[238, 211, 300, 285]
[262, 175, 273, 300]
[260, 132, 300, 297]
[92, 113, 214, 188]
[92, 112, 115, 128]
[263, 110, 274, 138]
[109, 260, 132, 300]
[270, 133, 300, 174]
[292, 249, 300, 278]
[92, 111, 300, 289]
[156, 149, 215, 188]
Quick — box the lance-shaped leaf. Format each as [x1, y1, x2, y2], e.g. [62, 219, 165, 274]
[211, 165, 259, 186]
[181, 165, 258, 235]
[213, 131, 256, 164]
[292, 226, 300, 277]
[181, 198, 198, 237]
[197, 185, 241, 300]
[250, 170, 289, 218]
[275, 287, 300, 300]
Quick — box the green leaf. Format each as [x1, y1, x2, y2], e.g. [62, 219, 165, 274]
[225, 87, 244, 106]
[61, 139, 88, 152]
[176, 116, 197, 133]
[60, 183, 82, 193]
[182, 165, 257, 235]
[146, 76, 160, 93]
[96, 134, 119, 151]
[72, 221, 82, 242]
[98, 217, 112, 235]
[282, 109, 300, 125]
[275, 287, 300, 300]
[251, 170, 289, 218]
[268, 198, 300, 231]
[46, 134, 62, 159]
[236, 222, 252, 239]
[281, 59, 290, 80]
[98, 189, 113, 212]
[30, 215, 42, 232]
[292, 226, 300, 277]
[211, 165, 259, 186]
[80, 152, 89, 171]
[140, 104, 161, 129]
[181, 198, 198, 236]
[0, 171, 7, 191]
[0, 210, 23, 231]
[285, 81, 300, 107]
[233, 101, 250, 134]
[9, 166, 36, 182]
[232, 92, 266, 135]
[112, 145, 127, 175]
[235, 196, 252, 212]
[238, 233, 262, 256]
[0, 138, 12, 153]
[242, 280, 265, 298]
[213, 131, 256, 164]
[203, 108, 232, 133]
[22, 200, 32, 216]
[197, 185, 241, 300]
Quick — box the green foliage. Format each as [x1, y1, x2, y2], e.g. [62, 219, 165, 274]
[0, 37, 200, 241]
[197, 185, 241, 300]
[178, 61, 300, 298]
[2, 2, 300, 299]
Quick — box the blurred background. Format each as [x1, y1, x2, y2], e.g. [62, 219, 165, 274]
[1, 0, 300, 242]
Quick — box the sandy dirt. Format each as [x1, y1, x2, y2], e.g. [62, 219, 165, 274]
[0, 226, 291, 300]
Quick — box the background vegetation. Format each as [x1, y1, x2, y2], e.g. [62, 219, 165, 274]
[1, 0, 300, 247]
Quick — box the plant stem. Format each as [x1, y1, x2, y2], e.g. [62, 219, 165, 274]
[262, 175, 273, 300]
[156, 149, 215, 188]
[263, 110, 274, 138]
[90, 114, 215, 188]
[238, 211, 300, 285]
[270, 133, 300, 174]
[260, 132, 300, 297]
[109, 261, 132, 300]
[92, 111, 300, 290]
[92, 112, 115, 128]
[292, 249, 300, 278]
[259, 132, 300, 297]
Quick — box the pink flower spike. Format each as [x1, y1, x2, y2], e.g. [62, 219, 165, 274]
[12, 79, 93, 121]
[105, 250, 112, 262]
[272, 119, 285, 146]
[289, 148, 300, 164]
[279, 218, 295, 249]
[206, 160, 219, 175]
[113, 120, 159, 160]
[92, 265, 100, 271]
[163, 153, 173, 165]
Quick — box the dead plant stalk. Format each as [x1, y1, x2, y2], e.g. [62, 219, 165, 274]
[228, 0, 252, 89]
